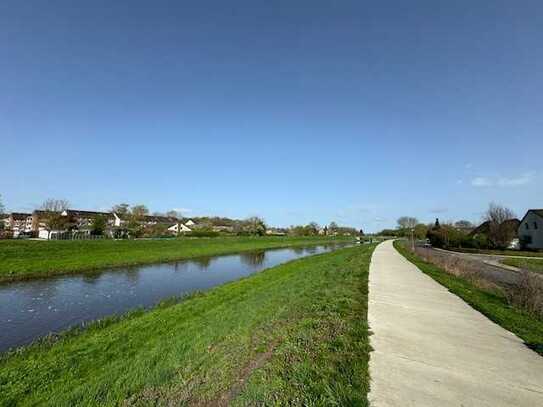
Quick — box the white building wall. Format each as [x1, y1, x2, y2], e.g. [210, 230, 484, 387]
[519, 212, 543, 249]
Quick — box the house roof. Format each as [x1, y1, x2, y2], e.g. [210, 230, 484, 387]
[519, 209, 543, 225]
[502, 218, 520, 228]
[33, 210, 59, 217]
[65, 209, 114, 219]
[469, 221, 490, 236]
[529, 209, 543, 219]
[10, 212, 32, 220]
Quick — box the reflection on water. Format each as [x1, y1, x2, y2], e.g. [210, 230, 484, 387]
[240, 250, 266, 266]
[0, 242, 352, 352]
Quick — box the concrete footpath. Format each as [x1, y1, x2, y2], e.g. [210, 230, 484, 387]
[368, 240, 543, 407]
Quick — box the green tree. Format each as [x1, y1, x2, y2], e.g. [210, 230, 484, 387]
[414, 223, 428, 239]
[124, 204, 149, 238]
[90, 215, 108, 236]
[242, 217, 267, 236]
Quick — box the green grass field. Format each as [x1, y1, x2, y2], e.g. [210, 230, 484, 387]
[0, 236, 350, 282]
[0, 245, 373, 406]
[502, 258, 543, 273]
[394, 241, 543, 356]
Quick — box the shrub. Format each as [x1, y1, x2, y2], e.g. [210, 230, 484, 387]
[184, 230, 220, 238]
[505, 273, 543, 319]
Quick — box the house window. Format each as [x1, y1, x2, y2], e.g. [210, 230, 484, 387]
[525, 222, 530, 230]
[535, 222, 539, 230]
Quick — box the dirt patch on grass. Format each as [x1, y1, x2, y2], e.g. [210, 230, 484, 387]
[199, 339, 280, 407]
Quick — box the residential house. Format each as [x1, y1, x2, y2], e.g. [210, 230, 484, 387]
[31, 210, 65, 239]
[7, 213, 33, 236]
[63, 210, 116, 235]
[266, 227, 287, 236]
[168, 223, 192, 234]
[518, 209, 543, 250]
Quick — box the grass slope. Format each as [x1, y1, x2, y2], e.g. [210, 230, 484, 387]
[394, 241, 543, 355]
[0, 236, 348, 282]
[447, 247, 543, 258]
[502, 257, 543, 273]
[0, 245, 374, 406]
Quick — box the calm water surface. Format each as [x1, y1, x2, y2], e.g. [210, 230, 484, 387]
[0, 243, 352, 353]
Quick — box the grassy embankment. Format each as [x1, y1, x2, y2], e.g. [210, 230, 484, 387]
[502, 258, 543, 273]
[0, 236, 350, 282]
[394, 241, 543, 355]
[0, 245, 373, 406]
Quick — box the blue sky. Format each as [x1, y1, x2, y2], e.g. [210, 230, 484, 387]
[1, 1, 542, 231]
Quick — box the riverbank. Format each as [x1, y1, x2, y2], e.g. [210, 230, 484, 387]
[394, 240, 543, 355]
[0, 245, 373, 405]
[0, 236, 351, 282]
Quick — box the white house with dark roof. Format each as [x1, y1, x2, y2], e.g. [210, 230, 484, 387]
[167, 223, 192, 234]
[518, 209, 543, 250]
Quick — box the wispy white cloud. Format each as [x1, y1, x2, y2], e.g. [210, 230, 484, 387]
[497, 171, 536, 187]
[429, 207, 448, 214]
[471, 177, 493, 187]
[471, 171, 536, 188]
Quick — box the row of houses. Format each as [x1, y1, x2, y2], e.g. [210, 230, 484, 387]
[1, 210, 196, 239]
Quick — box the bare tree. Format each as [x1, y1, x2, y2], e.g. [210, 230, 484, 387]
[112, 203, 130, 216]
[484, 203, 516, 249]
[40, 198, 70, 239]
[166, 210, 181, 219]
[130, 204, 149, 221]
[41, 198, 70, 212]
[397, 216, 418, 229]
[0, 194, 5, 215]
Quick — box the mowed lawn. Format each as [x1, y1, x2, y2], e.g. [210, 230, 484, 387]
[0, 245, 373, 406]
[502, 257, 543, 274]
[0, 236, 348, 282]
